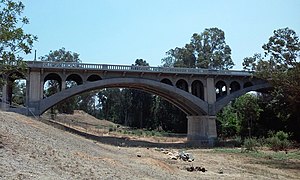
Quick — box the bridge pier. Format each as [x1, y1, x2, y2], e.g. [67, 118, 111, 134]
[1, 84, 9, 110]
[187, 116, 217, 146]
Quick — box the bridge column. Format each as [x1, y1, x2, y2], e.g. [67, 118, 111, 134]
[187, 116, 217, 146]
[206, 78, 216, 104]
[1, 84, 9, 109]
[26, 71, 43, 115]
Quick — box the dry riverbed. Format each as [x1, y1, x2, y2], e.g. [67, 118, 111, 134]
[1, 110, 299, 179]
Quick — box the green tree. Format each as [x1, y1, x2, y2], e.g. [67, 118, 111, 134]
[97, 88, 123, 123]
[217, 104, 239, 137]
[152, 96, 187, 133]
[242, 27, 300, 140]
[217, 94, 262, 138]
[162, 27, 234, 69]
[11, 79, 25, 105]
[0, 0, 37, 85]
[127, 59, 154, 129]
[40, 47, 81, 63]
[234, 94, 262, 138]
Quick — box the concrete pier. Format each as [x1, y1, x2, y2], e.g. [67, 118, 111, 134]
[187, 116, 217, 146]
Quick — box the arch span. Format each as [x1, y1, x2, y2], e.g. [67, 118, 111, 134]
[215, 82, 272, 113]
[38, 78, 209, 116]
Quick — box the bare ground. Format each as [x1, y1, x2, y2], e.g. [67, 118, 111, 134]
[1, 110, 299, 179]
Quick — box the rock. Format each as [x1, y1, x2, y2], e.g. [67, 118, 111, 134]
[170, 155, 178, 160]
[179, 151, 194, 161]
[218, 168, 223, 174]
[186, 166, 206, 172]
[186, 166, 195, 172]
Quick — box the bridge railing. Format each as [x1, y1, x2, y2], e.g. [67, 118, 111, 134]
[26, 61, 251, 76]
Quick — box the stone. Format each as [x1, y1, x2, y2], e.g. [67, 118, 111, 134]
[170, 156, 178, 160]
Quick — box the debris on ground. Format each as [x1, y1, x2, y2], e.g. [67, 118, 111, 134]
[178, 151, 194, 162]
[186, 166, 206, 172]
[218, 168, 224, 174]
[154, 148, 194, 162]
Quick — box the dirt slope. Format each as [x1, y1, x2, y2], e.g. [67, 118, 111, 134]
[1, 110, 299, 179]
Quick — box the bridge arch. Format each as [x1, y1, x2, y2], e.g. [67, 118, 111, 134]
[38, 78, 209, 116]
[176, 79, 188, 92]
[4, 71, 27, 105]
[230, 81, 241, 93]
[191, 80, 204, 100]
[160, 78, 173, 86]
[216, 80, 227, 99]
[44, 73, 62, 83]
[66, 74, 83, 85]
[87, 74, 102, 82]
[215, 82, 272, 113]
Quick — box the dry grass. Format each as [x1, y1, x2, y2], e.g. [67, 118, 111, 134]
[2, 110, 300, 179]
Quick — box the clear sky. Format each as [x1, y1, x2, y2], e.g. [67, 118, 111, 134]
[21, 0, 300, 69]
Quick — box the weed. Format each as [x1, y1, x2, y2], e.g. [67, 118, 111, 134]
[242, 138, 258, 152]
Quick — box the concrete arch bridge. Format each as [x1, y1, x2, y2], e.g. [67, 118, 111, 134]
[1, 61, 271, 145]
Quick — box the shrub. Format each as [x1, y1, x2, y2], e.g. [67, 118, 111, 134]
[242, 138, 258, 152]
[267, 131, 291, 151]
[275, 131, 289, 141]
[108, 125, 116, 132]
[234, 136, 242, 147]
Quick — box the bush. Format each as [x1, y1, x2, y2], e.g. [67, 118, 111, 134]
[108, 125, 116, 132]
[233, 136, 242, 147]
[242, 138, 258, 152]
[275, 131, 289, 141]
[267, 131, 291, 151]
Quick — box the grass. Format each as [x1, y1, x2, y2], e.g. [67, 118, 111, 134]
[213, 147, 300, 161]
[120, 129, 169, 137]
[95, 123, 175, 137]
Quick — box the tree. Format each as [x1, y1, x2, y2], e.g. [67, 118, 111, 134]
[152, 96, 187, 133]
[217, 104, 239, 137]
[127, 59, 154, 129]
[262, 27, 299, 69]
[217, 94, 262, 138]
[242, 27, 300, 140]
[233, 94, 262, 138]
[40, 47, 81, 63]
[162, 27, 234, 70]
[0, 0, 37, 85]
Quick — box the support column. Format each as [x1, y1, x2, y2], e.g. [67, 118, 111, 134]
[206, 78, 216, 104]
[1, 84, 8, 110]
[187, 116, 217, 146]
[61, 80, 66, 90]
[27, 71, 42, 115]
[188, 83, 192, 93]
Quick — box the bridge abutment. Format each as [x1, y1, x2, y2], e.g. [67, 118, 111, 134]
[187, 115, 217, 146]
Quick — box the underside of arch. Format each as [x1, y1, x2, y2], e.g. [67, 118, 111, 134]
[37, 78, 209, 116]
[215, 82, 272, 113]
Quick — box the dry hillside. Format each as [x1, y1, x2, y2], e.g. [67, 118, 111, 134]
[1, 110, 299, 179]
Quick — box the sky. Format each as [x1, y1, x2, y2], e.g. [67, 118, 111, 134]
[21, 0, 300, 70]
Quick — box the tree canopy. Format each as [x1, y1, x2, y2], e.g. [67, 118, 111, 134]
[40, 47, 81, 63]
[0, 0, 37, 83]
[162, 27, 234, 70]
[241, 27, 300, 140]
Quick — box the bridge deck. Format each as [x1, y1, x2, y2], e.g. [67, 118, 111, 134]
[27, 61, 251, 76]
